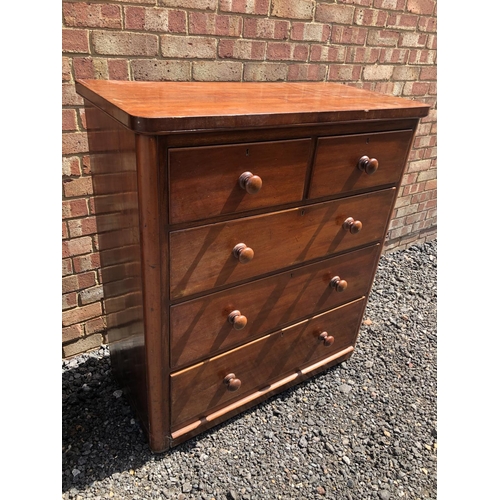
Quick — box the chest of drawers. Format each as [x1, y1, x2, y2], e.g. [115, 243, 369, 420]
[76, 80, 429, 452]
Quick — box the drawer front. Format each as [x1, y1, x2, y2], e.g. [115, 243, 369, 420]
[309, 130, 414, 199]
[170, 298, 365, 430]
[170, 244, 380, 369]
[170, 188, 395, 300]
[169, 139, 312, 224]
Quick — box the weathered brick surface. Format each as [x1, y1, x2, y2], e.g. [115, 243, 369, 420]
[62, 0, 437, 357]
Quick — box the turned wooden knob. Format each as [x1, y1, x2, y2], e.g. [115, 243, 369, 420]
[357, 155, 379, 175]
[228, 310, 247, 330]
[330, 276, 348, 292]
[343, 217, 363, 234]
[239, 171, 262, 194]
[224, 373, 241, 392]
[319, 331, 335, 346]
[232, 243, 254, 263]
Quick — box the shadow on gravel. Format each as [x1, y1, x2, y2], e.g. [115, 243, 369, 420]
[62, 353, 156, 492]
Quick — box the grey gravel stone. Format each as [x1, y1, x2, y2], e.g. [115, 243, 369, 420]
[62, 241, 437, 500]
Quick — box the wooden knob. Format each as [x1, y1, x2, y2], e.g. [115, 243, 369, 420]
[232, 243, 254, 263]
[357, 155, 379, 175]
[239, 171, 262, 194]
[228, 310, 247, 330]
[343, 217, 362, 234]
[319, 332, 335, 347]
[224, 373, 241, 392]
[330, 276, 348, 292]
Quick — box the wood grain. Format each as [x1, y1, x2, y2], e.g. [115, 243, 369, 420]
[170, 244, 380, 369]
[169, 139, 312, 224]
[309, 129, 414, 199]
[169, 188, 396, 299]
[76, 80, 430, 133]
[170, 298, 365, 430]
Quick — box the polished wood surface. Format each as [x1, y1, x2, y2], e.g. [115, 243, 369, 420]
[170, 244, 380, 369]
[169, 188, 395, 300]
[169, 139, 311, 224]
[76, 80, 429, 133]
[170, 298, 365, 430]
[309, 129, 414, 199]
[77, 80, 428, 452]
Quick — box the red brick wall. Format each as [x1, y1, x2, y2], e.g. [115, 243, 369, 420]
[62, 0, 437, 358]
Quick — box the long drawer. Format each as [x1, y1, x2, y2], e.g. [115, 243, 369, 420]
[309, 129, 413, 199]
[169, 188, 395, 300]
[170, 244, 380, 369]
[170, 297, 365, 430]
[168, 139, 312, 224]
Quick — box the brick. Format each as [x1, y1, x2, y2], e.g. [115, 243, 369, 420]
[367, 30, 400, 47]
[62, 334, 103, 358]
[161, 35, 216, 58]
[405, 211, 427, 226]
[62, 258, 73, 277]
[62, 29, 89, 53]
[332, 26, 368, 45]
[244, 18, 289, 40]
[63, 302, 102, 327]
[411, 191, 432, 205]
[417, 169, 436, 183]
[400, 32, 427, 48]
[63, 292, 78, 311]
[85, 317, 106, 335]
[63, 177, 93, 198]
[408, 49, 435, 65]
[73, 57, 108, 80]
[310, 45, 345, 63]
[62, 221, 69, 240]
[219, 39, 266, 60]
[62, 199, 89, 219]
[403, 81, 430, 96]
[62, 132, 89, 155]
[378, 48, 409, 64]
[62, 109, 77, 132]
[373, 0, 405, 9]
[271, 0, 313, 19]
[315, 4, 354, 24]
[328, 65, 362, 81]
[131, 59, 190, 81]
[287, 64, 327, 81]
[62, 324, 84, 344]
[189, 12, 242, 37]
[63, 2, 122, 29]
[267, 42, 308, 61]
[62, 236, 93, 259]
[79, 285, 104, 305]
[62, 157, 81, 178]
[427, 34, 437, 50]
[392, 66, 420, 81]
[418, 16, 437, 33]
[192, 61, 242, 81]
[92, 31, 158, 56]
[108, 59, 130, 80]
[220, 0, 269, 15]
[407, 159, 432, 173]
[363, 65, 394, 81]
[346, 47, 380, 64]
[159, 0, 216, 9]
[373, 82, 396, 95]
[62, 83, 84, 106]
[407, 0, 435, 15]
[424, 179, 437, 192]
[62, 57, 72, 82]
[389, 216, 405, 230]
[354, 8, 387, 26]
[243, 63, 287, 81]
[291, 23, 330, 42]
[67, 216, 97, 238]
[73, 253, 101, 273]
[62, 271, 97, 294]
[387, 13, 419, 30]
[125, 7, 187, 33]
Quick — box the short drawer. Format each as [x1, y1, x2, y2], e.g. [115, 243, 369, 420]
[309, 130, 414, 199]
[168, 139, 312, 224]
[170, 188, 395, 300]
[170, 298, 365, 430]
[170, 244, 380, 369]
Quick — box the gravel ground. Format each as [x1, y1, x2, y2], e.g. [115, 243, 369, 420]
[62, 239, 437, 500]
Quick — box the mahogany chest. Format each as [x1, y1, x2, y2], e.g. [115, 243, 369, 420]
[76, 80, 429, 452]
